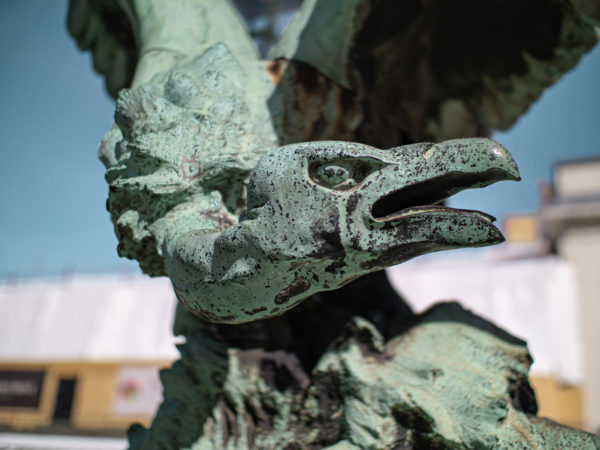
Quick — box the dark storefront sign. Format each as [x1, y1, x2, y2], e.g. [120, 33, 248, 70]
[0, 370, 45, 408]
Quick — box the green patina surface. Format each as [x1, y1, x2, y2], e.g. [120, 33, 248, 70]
[68, 0, 600, 448]
[165, 138, 519, 323]
[100, 40, 278, 278]
[128, 303, 600, 449]
[91, 0, 521, 324]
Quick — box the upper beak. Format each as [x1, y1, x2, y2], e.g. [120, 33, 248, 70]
[368, 137, 520, 221]
[351, 138, 520, 267]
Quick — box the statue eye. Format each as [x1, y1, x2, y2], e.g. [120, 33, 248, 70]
[309, 158, 383, 191]
[315, 164, 354, 188]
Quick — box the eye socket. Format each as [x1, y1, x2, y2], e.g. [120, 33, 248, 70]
[314, 164, 355, 189]
[309, 158, 384, 191]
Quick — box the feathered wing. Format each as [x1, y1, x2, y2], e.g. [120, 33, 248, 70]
[67, 0, 139, 98]
[67, 0, 259, 97]
[270, 0, 600, 146]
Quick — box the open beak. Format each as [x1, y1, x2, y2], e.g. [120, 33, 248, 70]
[362, 138, 520, 257]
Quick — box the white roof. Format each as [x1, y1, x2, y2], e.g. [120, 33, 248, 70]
[0, 275, 179, 361]
[0, 251, 584, 384]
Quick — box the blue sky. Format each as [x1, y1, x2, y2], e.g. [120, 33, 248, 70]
[0, 2, 599, 279]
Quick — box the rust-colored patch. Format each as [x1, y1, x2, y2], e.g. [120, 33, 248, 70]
[201, 209, 235, 231]
[179, 156, 203, 180]
[274, 277, 311, 305]
[266, 59, 288, 85]
[274, 60, 359, 143]
[244, 306, 267, 316]
[292, 61, 321, 95]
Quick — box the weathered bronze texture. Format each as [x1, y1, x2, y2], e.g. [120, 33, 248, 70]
[68, 0, 600, 447]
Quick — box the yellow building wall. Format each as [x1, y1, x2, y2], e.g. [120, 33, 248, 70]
[0, 361, 170, 431]
[530, 376, 585, 431]
[503, 214, 540, 242]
